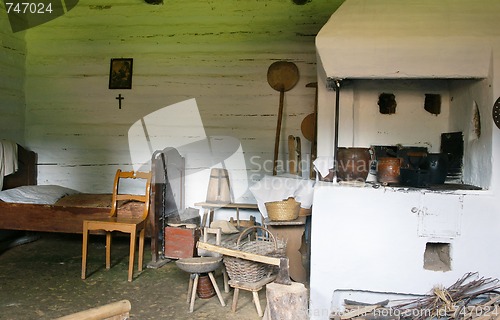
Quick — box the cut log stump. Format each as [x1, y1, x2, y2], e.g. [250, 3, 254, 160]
[263, 282, 308, 320]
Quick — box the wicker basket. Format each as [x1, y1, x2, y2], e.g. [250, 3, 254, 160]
[265, 197, 301, 221]
[223, 226, 283, 283]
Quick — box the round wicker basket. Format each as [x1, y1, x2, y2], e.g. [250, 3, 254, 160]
[265, 197, 301, 221]
[223, 226, 282, 283]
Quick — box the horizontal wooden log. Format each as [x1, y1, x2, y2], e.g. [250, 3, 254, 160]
[55, 299, 131, 320]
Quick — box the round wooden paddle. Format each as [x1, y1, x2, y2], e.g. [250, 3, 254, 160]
[301, 113, 315, 142]
[267, 61, 299, 175]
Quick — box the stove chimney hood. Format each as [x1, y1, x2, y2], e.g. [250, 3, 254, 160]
[316, 0, 499, 81]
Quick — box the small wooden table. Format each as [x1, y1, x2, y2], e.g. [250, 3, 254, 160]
[194, 202, 259, 227]
[264, 216, 308, 284]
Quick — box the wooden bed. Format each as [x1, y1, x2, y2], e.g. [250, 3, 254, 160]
[0, 145, 185, 265]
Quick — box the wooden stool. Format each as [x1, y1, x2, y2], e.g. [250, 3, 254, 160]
[229, 275, 276, 317]
[176, 257, 226, 313]
[176, 227, 228, 313]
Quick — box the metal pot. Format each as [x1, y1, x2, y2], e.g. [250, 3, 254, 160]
[426, 153, 449, 185]
[397, 147, 428, 169]
[400, 168, 430, 187]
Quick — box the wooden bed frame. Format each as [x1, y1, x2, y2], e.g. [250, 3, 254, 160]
[0, 145, 185, 265]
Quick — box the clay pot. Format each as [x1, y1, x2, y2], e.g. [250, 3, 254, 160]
[336, 147, 371, 183]
[377, 157, 401, 185]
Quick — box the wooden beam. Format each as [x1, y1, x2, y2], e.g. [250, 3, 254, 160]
[197, 242, 281, 266]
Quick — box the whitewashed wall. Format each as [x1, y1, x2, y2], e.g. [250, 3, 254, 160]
[334, 79, 451, 150]
[19, 0, 343, 209]
[0, 3, 25, 143]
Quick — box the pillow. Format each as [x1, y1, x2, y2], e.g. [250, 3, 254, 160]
[0, 185, 80, 205]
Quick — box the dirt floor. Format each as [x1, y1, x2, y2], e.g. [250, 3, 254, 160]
[0, 232, 264, 319]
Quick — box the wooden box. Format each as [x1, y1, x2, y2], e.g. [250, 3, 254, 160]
[164, 226, 200, 259]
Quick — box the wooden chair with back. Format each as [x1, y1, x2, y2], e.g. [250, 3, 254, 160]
[81, 169, 152, 282]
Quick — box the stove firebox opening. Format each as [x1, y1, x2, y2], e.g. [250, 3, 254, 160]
[424, 242, 451, 272]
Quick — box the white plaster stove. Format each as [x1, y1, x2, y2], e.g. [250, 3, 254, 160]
[309, 1, 500, 319]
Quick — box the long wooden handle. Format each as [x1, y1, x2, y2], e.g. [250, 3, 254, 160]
[333, 80, 341, 179]
[311, 84, 318, 160]
[273, 90, 285, 176]
[296, 136, 302, 176]
[306, 82, 318, 180]
[288, 135, 296, 174]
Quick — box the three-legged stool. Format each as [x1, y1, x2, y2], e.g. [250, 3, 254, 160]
[176, 256, 226, 313]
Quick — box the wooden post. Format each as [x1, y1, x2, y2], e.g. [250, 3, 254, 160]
[263, 282, 308, 320]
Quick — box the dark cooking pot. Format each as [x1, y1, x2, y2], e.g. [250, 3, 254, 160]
[426, 153, 449, 185]
[399, 153, 449, 187]
[400, 168, 430, 187]
[397, 147, 428, 169]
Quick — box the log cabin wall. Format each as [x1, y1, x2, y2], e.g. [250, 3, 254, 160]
[0, 7, 25, 143]
[3, 0, 344, 205]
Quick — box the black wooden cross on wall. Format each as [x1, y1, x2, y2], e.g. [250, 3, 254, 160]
[116, 94, 124, 109]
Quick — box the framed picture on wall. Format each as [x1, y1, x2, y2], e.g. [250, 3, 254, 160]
[109, 58, 133, 89]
